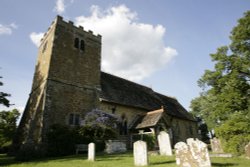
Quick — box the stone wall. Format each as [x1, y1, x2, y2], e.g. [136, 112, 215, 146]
[100, 101, 146, 127]
[49, 16, 101, 87]
[43, 80, 98, 126]
[15, 16, 57, 146]
[171, 117, 198, 144]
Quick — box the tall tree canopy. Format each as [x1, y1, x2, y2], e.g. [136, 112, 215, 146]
[0, 75, 10, 107]
[190, 11, 250, 155]
[0, 109, 20, 148]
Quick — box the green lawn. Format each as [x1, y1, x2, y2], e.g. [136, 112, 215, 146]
[0, 153, 249, 167]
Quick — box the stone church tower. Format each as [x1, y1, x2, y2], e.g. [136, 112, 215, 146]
[15, 16, 102, 146]
[14, 16, 198, 151]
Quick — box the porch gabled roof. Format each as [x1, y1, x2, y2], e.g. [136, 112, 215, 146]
[135, 108, 164, 130]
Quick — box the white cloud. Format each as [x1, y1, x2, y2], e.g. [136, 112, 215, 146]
[54, 0, 65, 14]
[0, 23, 18, 35]
[75, 5, 177, 82]
[10, 23, 18, 29]
[29, 32, 44, 47]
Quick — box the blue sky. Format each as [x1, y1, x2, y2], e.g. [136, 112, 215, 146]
[0, 0, 249, 113]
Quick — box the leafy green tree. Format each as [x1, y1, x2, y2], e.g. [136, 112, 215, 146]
[0, 109, 20, 147]
[0, 76, 10, 107]
[190, 11, 250, 154]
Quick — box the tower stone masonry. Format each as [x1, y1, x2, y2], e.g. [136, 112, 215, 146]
[15, 15, 102, 146]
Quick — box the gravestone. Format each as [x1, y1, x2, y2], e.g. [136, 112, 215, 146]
[245, 142, 250, 159]
[187, 138, 211, 167]
[210, 137, 223, 153]
[134, 140, 148, 166]
[157, 131, 172, 156]
[88, 143, 95, 161]
[105, 140, 127, 154]
[174, 142, 197, 167]
[174, 139, 211, 167]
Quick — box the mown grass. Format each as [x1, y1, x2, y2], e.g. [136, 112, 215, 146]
[0, 153, 249, 167]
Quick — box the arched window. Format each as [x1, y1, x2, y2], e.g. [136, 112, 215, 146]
[80, 40, 85, 51]
[74, 38, 79, 49]
[111, 106, 116, 114]
[119, 114, 128, 135]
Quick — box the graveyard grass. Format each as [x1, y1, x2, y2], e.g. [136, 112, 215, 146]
[1, 153, 250, 167]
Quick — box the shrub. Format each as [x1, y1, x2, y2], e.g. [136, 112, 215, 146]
[46, 123, 118, 156]
[221, 135, 250, 155]
[46, 124, 80, 156]
[133, 134, 156, 150]
[215, 112, 250, 155]
[78, 124, 118, 152]
[0, 141, 11, 153]
[15, 143, 46, 161]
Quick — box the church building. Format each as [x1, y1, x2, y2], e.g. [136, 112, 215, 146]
[15, 16, 198, 149]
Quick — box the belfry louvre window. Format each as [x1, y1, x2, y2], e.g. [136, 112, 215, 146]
[74, 37, 85, 52]
[74, 38, 79, 49]
[68, 113, 80, 126]
[80, 40, 85, 51]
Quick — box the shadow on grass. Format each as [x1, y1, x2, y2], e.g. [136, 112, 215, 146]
[0, 154, 18, 166]
[151, 160, 175, 165]
[0, 154, 87, 166]
[96, 152, 132, 162]
[0, 152, 134, 166]
[212, 162, 238, 167]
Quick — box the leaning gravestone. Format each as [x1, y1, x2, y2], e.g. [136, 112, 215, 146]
[134, 140, 148, 166]
[157, 131, 172, 156]
[174, 142, 197, 167]
[210, 137, 223, 153]
[187, 138, 211, 167]
[245, 142, 250, 159]
[88, 143, 95, 161]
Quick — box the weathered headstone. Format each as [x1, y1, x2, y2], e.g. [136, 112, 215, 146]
[88, 143, 95, 161]
[174, 142, 197, 167]
[133, 140, 148, 166]
[210, 137, 223, 153]
[187, 138, 211, 167]
[157, 131, 172, 156]
[245, 142, 250, 159]
[105, 140, 127, 154]
[174, 139, 211, 167]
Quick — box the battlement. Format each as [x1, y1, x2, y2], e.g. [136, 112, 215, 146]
[40, 15, 101, 46]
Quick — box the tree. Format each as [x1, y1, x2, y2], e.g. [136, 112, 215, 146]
[0, 109, 20, 148]
[190, 11, 250, 155]
[80, 109, 119, 141]
[0, 75, 10, 107]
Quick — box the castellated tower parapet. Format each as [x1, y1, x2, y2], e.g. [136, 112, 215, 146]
[15, 15, 102, 147]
